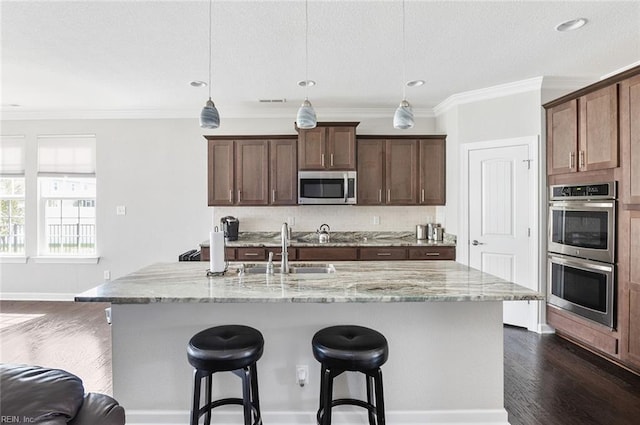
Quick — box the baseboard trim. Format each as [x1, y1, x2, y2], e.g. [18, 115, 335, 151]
[126, 408, 510, 425]
[537, 323, 556, 334]
[0, 292, 76, 301]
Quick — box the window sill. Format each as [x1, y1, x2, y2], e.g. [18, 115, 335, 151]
[0, 256, 28, 264]
[31, 256, 100, 264]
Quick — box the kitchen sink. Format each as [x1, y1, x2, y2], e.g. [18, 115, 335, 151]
[238, 263, 336, 275]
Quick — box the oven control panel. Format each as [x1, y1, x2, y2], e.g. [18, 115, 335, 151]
[550, 182, 616, 200]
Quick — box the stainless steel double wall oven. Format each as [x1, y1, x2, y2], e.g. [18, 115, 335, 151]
[548, 182, 617, 328]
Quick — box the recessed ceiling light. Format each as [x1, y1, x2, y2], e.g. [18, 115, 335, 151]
[406, 80, 425, 87]
[297, 80, 316, 87]
[555, 18, 587, 32]
[190, 80, 207, 87]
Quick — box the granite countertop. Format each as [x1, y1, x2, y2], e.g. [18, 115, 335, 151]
[75, 260, 543, 304]
[201, 231, 456, 248]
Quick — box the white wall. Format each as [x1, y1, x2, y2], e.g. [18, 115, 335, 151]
[0, 115, 442, 298]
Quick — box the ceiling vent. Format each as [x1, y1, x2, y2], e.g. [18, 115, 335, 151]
[259, 99, 287, 103]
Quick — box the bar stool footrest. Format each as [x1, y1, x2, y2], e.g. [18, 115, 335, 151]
[317, 398, 378, 425]
[199, 398, 262, 425]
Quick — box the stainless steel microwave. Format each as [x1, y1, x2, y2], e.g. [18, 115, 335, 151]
[298, 171, 356, 205]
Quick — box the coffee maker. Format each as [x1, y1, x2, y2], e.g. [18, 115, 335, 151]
[220, 216, 239, 241]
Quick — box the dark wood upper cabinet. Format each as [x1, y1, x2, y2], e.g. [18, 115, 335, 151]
[386, 139, 418, 205]
[418, 138, 446, 205]
[546, 85, 618, 176]
[356, 139, 385, 205]
[620, 74, 640, 205]
[357, 136, 444, 206]
[269, 139, 297, 205]
[207, 139, 235, 205]
[547, 99, 578, 175]
[297, 122, 358, 170]
[579, 85, 618, 172]
[236, 140, 269, 205]
[206, 136, 297, 206]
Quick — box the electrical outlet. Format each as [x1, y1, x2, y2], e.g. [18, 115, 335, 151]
[288, 217, 295, 226]
[104, 270, 111, 280]
[296, 365, 309, 387]
[373, 216, 380, 225]
[116, 205, 126, 216]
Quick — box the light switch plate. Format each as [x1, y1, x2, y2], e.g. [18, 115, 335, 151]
[116, 206, 126, 216]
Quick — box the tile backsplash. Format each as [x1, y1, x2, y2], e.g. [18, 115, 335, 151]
[211, 205, 446, 233]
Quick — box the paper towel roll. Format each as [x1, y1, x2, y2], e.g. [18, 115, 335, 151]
[209, 230, 226, 273]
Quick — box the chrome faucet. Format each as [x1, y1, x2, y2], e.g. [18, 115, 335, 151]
[281, 222, 289, 274]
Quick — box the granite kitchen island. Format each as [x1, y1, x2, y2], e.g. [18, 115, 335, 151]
[76, 261, 542, 425]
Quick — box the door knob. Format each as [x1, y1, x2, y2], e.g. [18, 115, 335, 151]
[472, 240, 485, 246]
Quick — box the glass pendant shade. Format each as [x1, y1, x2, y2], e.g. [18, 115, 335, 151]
[200, 98, 220, 129]
[296, 98, 317, 129]
[393, 99, 414, 130]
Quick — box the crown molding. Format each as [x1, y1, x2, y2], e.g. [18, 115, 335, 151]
[433, 76, 544, 117]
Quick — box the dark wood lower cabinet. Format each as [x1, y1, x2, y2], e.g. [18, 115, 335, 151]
[296, 247, 358, 261]
[408, 246, 455, 260]
[359, 247, 407, 260]
[201, 245, 456, 262]
[547, 305, 620, 358]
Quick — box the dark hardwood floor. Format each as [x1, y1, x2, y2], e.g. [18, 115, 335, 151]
[504, 325, 640, 425]
[2, 301, 640, 424]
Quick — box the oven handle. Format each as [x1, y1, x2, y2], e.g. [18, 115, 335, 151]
[547, 253, 614, 273]
[549, 201, 615, 209]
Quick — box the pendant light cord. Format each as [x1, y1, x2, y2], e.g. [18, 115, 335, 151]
[208, 0, 212, 100]
[305, 0, 309, 99]
[401, 0, 406, 101]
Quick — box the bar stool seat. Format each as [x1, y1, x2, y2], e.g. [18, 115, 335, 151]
[187, 325, 263, 425]
[312, 325, 388, 425]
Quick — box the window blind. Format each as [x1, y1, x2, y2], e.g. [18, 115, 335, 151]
[0, 135, 26, 175]
[37, 135, 96, 175]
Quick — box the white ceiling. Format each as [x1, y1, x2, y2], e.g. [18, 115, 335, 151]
[2, 0, 639, 120]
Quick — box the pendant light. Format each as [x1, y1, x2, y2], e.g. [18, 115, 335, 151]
[200, 0, 220, 129]
[393, 0, 414, 130]
[296, 0, 317, 129]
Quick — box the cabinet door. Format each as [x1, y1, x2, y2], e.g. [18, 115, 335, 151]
[625, 211, 640, 368]
[270, 139, 297, 205]
[327, 126, 356, 170]
[296, 247, 358, 261]
[547, 100, 578, 175]
[208, 140, 235, 206]
[236, 247, 267, 261]
[357, 139, 385, 205]
[418, 138, 446, 205]
[386, 139, 418, 205]
[298, 127, 326, 170]
[579, 85, 618, 172]
[408, 247, 455, 260]
[236, 140, 269, 205]
[621, 74, 640, 205]
[359, 247, 407, 260]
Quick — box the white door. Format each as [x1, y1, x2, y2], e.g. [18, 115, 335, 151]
[468, 144, 535, 328]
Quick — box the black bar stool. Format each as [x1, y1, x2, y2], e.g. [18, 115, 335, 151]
[187, 325, 264, 425]
[312, 325, 389, 425]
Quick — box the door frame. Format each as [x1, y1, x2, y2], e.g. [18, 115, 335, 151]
[459, 135, 543, 331]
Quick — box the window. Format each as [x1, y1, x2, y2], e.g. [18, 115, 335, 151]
[0, 136, 26, 255]
[37, 135, 96, 256]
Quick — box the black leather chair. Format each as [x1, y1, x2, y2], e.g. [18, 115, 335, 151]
[187, 325, 264, 425]
[0, 363, 125, 425]
[312, 325, 389, 425]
